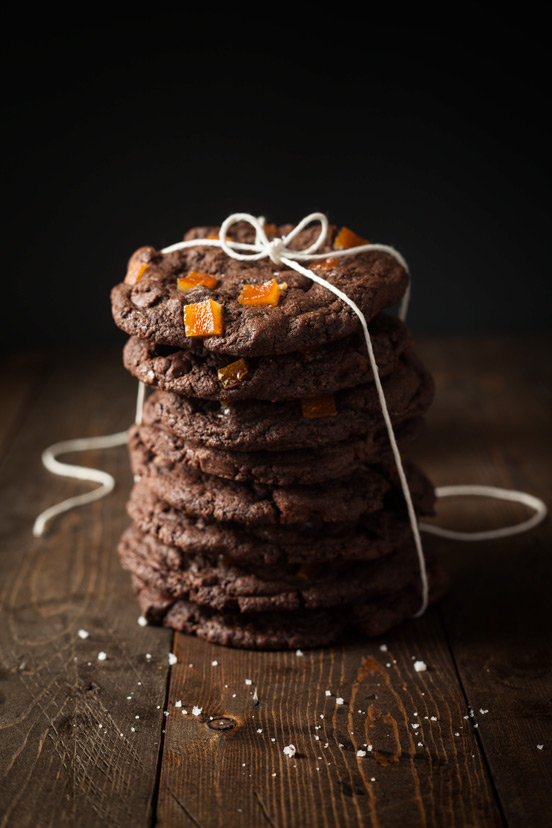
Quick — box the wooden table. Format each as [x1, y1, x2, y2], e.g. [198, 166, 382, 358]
[1, 338, 550, 828]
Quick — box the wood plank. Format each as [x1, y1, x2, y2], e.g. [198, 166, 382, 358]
[0, 349, 172, 828]
[156, 614, 502, 828]
[411, 336, 552, 828]
[0, 351, 52, 459]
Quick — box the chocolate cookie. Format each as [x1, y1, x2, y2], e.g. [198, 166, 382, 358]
[126, 476, 434, 566]
[130, 558, 449, 650]
[128, 429, 392, 525]
[118, 525, 422, 613]
[140, 350, 434, 453]
[131, 416, 425, 486]
[122, 313, 411, 401]
[111, 221, 409, 356]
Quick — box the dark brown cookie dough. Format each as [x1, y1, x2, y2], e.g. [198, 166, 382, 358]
[128, 428, 391, 525]
[126, 474, 435, 566]
[122, 313, 411, 401]
[111, 221, 409, 356]
[130, 557, 449, 650]
[131, 415, 425, 486]
[118, 525, 421, 613]
[140, 350, 434, 453]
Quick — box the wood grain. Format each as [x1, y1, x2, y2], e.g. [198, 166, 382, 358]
[0, 351, 172, 828]
[1, 338, 550, 827]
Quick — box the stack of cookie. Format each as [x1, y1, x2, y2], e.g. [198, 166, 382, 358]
[111, 219, 448, 650]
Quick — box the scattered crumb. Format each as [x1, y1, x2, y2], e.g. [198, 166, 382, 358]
[295, 649, 304, 657]
[168, 653, 178, 666]
[163, 711, 169, 717]
[418, 742, 424, 747]
[411, 723, 419, 729]
[232, 694, 237, 698]
[320, 714, 324, 719]
[182, 710, 188, 715]
[357, 750, 366, 757]
[430, 716, 437, 722]
[137, 616, 148, 627]
[212, 660, 219, 667]
[379, 644, 388, 652]
[257, 728, 262, 734]
[97, 652, 107, 661]
[386, 663, 391, 668]
[336, 697, 344, 705]
[338, 743, 344, 748]
[145, 653, 152, 661]
[413, 712, 418, 717]
[283, 745, 296, 758]
[127, 696, 132, 700]
[271, 773, 277, 777]
[414, 660, 427, 672]
[314, 735, 320, 741]
[371, 777, 376, 782]
[130, 727, 135, 732]
[98, 723, 103, 729]
[135, 715, 140, 720]
[192, 706, 202, 716]
[455, 732, 460, 736]
[367, 745, 373, 751]
[77, 629, 89, 639]
[271, 738, 276, 742]
[480, 709, 489, 715]
[537, 745, 544, 750]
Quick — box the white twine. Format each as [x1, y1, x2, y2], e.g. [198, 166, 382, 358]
[33, 212, 548, 619]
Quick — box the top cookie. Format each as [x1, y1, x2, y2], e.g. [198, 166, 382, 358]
[111, 221, 409, 357]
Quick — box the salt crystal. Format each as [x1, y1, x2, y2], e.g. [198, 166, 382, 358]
[97, 652, 107, 661]
[145, 653, 152, 661]
[168, 653, 178, 665]
[414, 660, 427, 672]
[417, 742, 424, 747]
[320, 714, 324, 719]
[131, 727, 135, 732]
[137, 616, 148, 627]
[257, 728, 262, 734]
[367, 745, 373, 751]
[370, 777, 376, 782]
[336, 697, 344, 705]
[245, 679, 252, 685]
[537, 744, 544, 750]
[325, 690, 332, 696]
[77, 629, 89, 639]
[455, 732, 460, 736]
[357, 750, 366, 757]
[212, 660, 219, 666]
[379, 644, 388, 652]
[283, 745, 296, 758]
[175, 700, 182, 708]
[411, 723, 419, 729]
[480, 709, 489, 714]
[192, 706, 202, 716]
[430, 716, 437, 722]
[295, 649, 304, 656]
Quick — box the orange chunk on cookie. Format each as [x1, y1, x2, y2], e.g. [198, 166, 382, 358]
[217, 359, 249, 389]
[238, 279, 281, 307]
[334, 226, 370, 249]
[177, 271, 218, 290]
[124, 262, 149, 285]
[300, 395, 337, 419]
[184, 299, 224, 337]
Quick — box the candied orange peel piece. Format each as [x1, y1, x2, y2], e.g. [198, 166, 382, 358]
[184, 299, 224, 337]
[334, 226, 370, 249]
[237, 279, 281, 307]
[124, 262, 149, 285]
[300, 394, 337, 419]
[177, 271, 218, 290]
[217, 358, 249, 389]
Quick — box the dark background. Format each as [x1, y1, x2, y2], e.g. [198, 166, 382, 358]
[3, 20, 550, 350]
